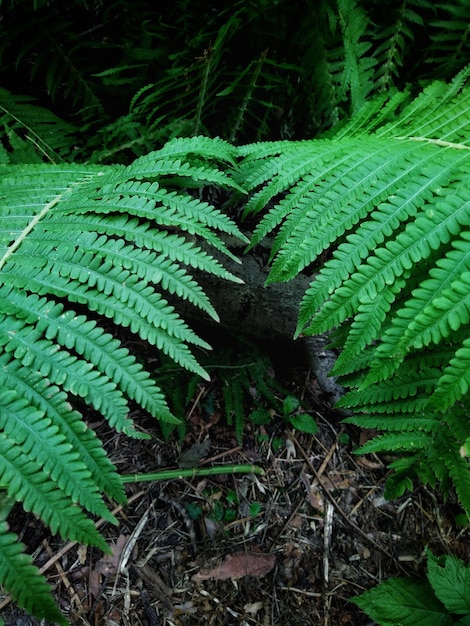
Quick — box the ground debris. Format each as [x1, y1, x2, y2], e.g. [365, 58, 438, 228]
[192, 551, 276, 581]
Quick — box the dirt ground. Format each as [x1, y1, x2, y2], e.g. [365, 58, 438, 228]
[1, 356, 469, 626]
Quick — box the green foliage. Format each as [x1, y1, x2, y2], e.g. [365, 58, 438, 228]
[253, 394, 319, 435]
[1, 0, 468, 159]
[0, 135, 246, 622]
[237, 65, 470, 514]
[352, 549, 470, 625]
[157, 337, 288, 443]
[283, 399, 319, 435]
[0, 0, 469, 622]
[0, 88, 78, 163]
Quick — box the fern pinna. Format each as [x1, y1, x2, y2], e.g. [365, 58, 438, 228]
[236, 66, 470, 515]
[0, 135, 246, 624]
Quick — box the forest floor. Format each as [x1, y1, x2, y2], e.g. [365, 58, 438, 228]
[2, 346, 469, 626]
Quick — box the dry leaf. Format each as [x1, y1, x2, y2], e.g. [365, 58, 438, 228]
[89, 534, 127, 598]
[192, 552, 275, 581]
[244, 601, 264, 616]
[300, 469, 324, 511]
[356, 456, 383, 470]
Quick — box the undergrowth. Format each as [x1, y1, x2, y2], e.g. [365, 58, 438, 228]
[0, 0, 469, 623]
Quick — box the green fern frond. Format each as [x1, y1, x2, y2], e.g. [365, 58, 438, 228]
[3, 292, 179, 419]
[51, 213, 240, 285]
[427, 337, 470, 410]
[0, 316, 141, 436]
[0, 364, 116, 523]
[337, 369, 436, 414]
[0, 88, 77, 163]
[343, 413, 439, 433]
[337, 0, 375, 113]
[0, 136, 245, 621]
[371, 0, 426, 92]
[426, 0, 470, 77]
[240, 71, 470, 514]
[333, 277, 406, 370]
[0, 356, 125, 503]
[382, 417, 470, 505]
[0, 520, 68, 626]
[443, 445, 470, 514]
[378, 64, 470, 142]
[353, 431, 431, 455]
[364, 225, 470, 386]
[0, 408, 108, 551]
[299, 168, 470, 339]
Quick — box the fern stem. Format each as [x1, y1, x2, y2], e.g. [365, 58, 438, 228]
[229, 49, 268, 143]
[0, 173, 103, 271]
[397, 136, 470, 150]
[194, 47, 213, 136]
[120, 464, 264, 483]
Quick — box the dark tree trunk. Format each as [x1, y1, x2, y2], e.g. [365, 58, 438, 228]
[176, 233, 344, 403]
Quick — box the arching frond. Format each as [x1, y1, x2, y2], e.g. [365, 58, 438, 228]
[0, 520, 68, 625]
[0, 88, 77, 163]
[239, 70, 470, 516]
[0, 135, 245, 621]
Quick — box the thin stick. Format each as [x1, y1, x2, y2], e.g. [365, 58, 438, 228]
[288, 431, 396, 560]
[0, 490, 146, 611]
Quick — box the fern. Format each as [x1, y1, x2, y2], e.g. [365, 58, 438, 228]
[426, 0, 470, 78]
[0, 88, 77, 163]
[237, 67, 470, 514]
[0, 516, 67, 626]
[0, 135, 247, 622]
[374, 2, 422, 90]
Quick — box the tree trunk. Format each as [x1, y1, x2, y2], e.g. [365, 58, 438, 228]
[176, 233, 344, 403]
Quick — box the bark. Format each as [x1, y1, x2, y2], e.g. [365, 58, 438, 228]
[176, 234, 344, 403]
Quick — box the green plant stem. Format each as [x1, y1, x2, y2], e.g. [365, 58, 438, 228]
[120, 464, 264, 484]
[229, 49, 268, 143]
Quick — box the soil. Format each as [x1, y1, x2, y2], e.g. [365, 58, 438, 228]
[1, 353, 469, 626]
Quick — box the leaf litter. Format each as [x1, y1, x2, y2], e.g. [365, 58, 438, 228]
[2, 362, 470, 626]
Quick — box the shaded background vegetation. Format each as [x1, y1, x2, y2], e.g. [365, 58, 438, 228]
[0, 0, 468, 164]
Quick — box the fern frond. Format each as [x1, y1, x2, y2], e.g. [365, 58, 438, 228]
[337, 379, 434, 414]
[371, 0, 425, 92]
[0, 315, 138, 434]
[443, 445, 470, 514]
[0, 88, 77, 163]
[353, 431, 431, 455]
[427, 337, 470, 410]
[0, 360, 116, 523]
[365, 226, 470, 385]
[333, 277, 406, 370]
[343, 413, 439, 433]
[302, 180, 470, 339]
[378, 65, 470, 142]
[240, 72, 470, 515]
[0, 136, 245, 621]
[426, 0, 470, 77]
[0, 405, 107, 550]
[0, 520, 68, 626]
[337, 0, 375, 113]
[0, 356, 125, 503]
[48, 213, 240, 285]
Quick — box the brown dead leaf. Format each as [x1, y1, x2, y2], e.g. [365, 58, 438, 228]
[356, 456, 383, 470]
[192, 552, 275, 581]
[300, 469, 324, 511]
[89, 534, 127, 598]
[320, 472, 354, 491]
